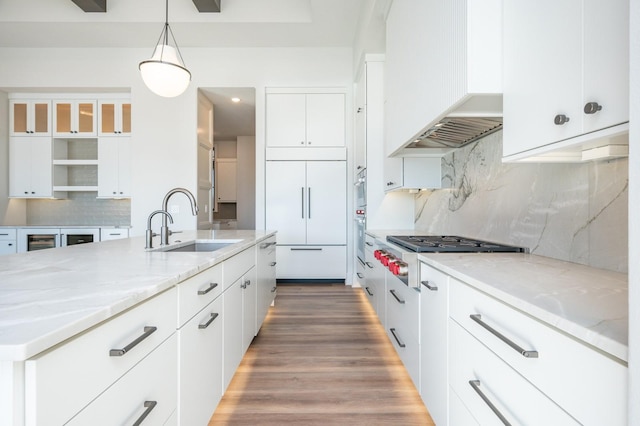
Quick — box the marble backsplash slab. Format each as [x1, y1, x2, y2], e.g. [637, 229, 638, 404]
[414, 131, 628, 273]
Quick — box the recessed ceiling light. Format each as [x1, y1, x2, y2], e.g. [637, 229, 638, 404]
[231, 97, 241, 103]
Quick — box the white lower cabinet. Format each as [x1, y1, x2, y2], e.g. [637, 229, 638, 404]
[0, 229, 17, 256]
[178, 296, 223, 426]
[385, 275, 421, 390]
[241, 266, 257, 353]
[419, 263, 449, 426]
[223, 278, 243, 391]
[450, 279, 628, 425]
[275, 245, 346, 279]
[449, 319, 579, 425]
[257, 236, 277, 328]
[67, 333, 178, 426]
[25, 287, 176, 426]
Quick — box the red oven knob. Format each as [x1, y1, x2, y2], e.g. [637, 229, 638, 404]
[396, 262, 409, 276]
[381, 255, 390, 266]
[389, 261, 398, 274]
[374, 249, 381, 260]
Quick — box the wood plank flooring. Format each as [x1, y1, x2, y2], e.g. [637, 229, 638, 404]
[209, 284, 434, 425]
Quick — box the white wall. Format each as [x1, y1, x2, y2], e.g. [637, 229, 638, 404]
[0, 46, 353, 236]
[628, 0, 639, 422]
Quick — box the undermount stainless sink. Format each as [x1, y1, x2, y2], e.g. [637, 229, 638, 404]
[153, 239, 242, 252]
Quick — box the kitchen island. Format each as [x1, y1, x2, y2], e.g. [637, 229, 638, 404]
[0, 229, 277, 425]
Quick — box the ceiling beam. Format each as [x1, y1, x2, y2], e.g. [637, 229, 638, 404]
[192, 0, 221, 13]
[70, 0, 106, 12]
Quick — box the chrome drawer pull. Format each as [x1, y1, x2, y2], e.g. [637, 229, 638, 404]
[110, 326, 157, 357]
[421, 280, 438, 291]
[197, 282, 218, 295]
[365, 262, 375, 269]
[365, 287, 374, 296]
[132, 400, 157, 426]
[389, 328, 406, 348]
[470, 314, 539, 358]
[270, 261, 277, 267]
[365, 241, 373, 246]
[260, 241, 276, 249]
[198, 312, 219, 329]
[271, 286, 277, 293]
[290, 247, 323, 251]
[469, 380, 512, 426]
[389, 289, 405, 304]
[357, 272, 364, 279]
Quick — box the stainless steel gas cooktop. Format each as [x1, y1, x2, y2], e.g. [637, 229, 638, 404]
[386, 235, 526, 253]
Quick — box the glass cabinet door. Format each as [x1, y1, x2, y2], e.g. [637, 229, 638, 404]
[10, 100, 50, 135]
[77, 102, 95, 133]
[99, 101, 131, 136]
[55, 102, 72, 134]
[34, 102, 50, 133]
[54, 100, 96, 136]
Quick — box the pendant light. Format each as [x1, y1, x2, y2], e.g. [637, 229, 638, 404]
[139, 0, 191, 97]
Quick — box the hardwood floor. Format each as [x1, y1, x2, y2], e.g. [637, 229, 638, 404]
[210, 284, 434, 425]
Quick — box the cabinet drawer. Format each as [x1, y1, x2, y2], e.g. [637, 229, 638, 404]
[386, 316, 420, 391]
[177, 263, 223, 326]
[100, 228, 129, 241]
[25, 288, 177, 426]
[67, 334, 177, 426]
[449, 320, 579, 426]
[276, 245, 346, 279]
[0, 229, 17, 240]
[224, 246, 255, 289]
[386, 276, 420, 341]
[450, 280, 627, 425]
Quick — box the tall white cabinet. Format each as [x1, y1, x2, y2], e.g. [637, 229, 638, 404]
[266, 160, 346, 279]
[265, 88, 347, 280]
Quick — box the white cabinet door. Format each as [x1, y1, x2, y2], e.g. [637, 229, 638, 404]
[266, 92, 345, 148]
[178, 297, 223, 426]
[503, 0, 582, 157]
[256, 237, 277, 330]
[98, 99, 131, 136]
[53, 100, 97, 137]
[354, 69, 366, 174]
[266, 94, 307, 147]
[419, 264, 449, 426]
[0, 241, 17, 256]
[9, 137, 52, 198]
[241, 266, 257, 354]
[306, 161, 346, 245]
[265, 161, 307, 244]
[223, 279, 243, 390]
[306, 94, 345, 147]
[216, 159, 237, 202]
[582, 0, 629, 134]
[98, 137, 131, 198]
[10, 100, 51, 136]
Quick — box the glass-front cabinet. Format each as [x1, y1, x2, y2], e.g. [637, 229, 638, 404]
[98, 100, 131, 136]
[10, 100, 51, 136]
[53, 100, 97, 137]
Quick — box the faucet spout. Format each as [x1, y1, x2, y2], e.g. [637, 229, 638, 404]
[146, 209, 173, 249]
[160, 187, 198, 246]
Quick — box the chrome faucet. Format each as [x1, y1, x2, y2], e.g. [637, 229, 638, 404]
[146, 210, 173, 249]
[160, 187, 198, 246]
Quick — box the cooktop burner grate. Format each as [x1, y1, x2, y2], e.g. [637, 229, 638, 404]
[386, 235, 525, 253]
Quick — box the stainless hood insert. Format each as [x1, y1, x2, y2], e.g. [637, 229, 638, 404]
[406, 117, 503, 149]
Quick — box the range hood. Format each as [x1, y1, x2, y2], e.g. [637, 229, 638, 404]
[396, 95, 503, 156]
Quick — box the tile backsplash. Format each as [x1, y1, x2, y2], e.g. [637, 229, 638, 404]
[27, 193, 131, 226]
[414, 131, 628, 273]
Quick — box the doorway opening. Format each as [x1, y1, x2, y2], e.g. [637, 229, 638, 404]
[197, 88, 256, 230]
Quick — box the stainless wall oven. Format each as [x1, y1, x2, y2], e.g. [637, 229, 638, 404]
[355, 168, 367, 266]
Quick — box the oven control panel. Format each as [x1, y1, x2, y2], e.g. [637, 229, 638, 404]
[374, 249, 408, 277]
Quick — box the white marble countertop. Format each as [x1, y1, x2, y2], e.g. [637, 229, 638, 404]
[366, 230, 628, 363]
[0, 229, 275, 361]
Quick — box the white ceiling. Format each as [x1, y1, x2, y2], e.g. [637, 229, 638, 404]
[0, 0, 370, 48]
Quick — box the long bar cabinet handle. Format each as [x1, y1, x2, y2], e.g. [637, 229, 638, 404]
[197, 282, 218, 295]
[421, 280, 438, 291]
[270, 261, 277, 267]
[389, 289, 405, 304]
[109, 326, 157, 356]
[365, 262, 375, 269]
[365, 287, 374, 296]
[389, 328, 406, 348]
[198, 312, 219, 329]
[132, 400, 157, 426]
[357, 272, 364, 279]
[365, 241, 374, 246]
[469, 314, 538, 358]
[469, 380, 512, 426]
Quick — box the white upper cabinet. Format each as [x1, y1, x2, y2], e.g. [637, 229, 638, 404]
[502, 0, 629, 162]
[10, 100, 51, 136]
[384, 0, 502, 157]
[266, 92, 345, 148]
[98, 100, 131, 137]
[53, 100, 97, 137]
[9, 137, 52, 198]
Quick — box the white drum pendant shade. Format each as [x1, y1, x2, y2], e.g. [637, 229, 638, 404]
[139, 44, 191, 98]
